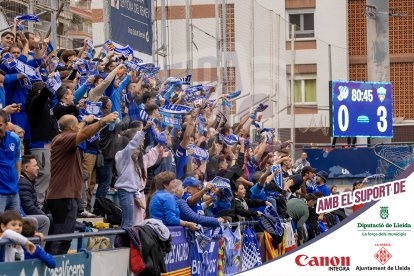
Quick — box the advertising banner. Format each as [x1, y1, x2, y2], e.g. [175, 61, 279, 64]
[0, 252, 91, 276]
[164, 226, 191, 275]
[240, 171, 414, 276]
[109, 0, 152, 55]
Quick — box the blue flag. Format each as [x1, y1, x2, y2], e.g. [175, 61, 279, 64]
[211, 176, 231, 189]
[103, 40, 115, 54]
[15, 14, 39, 22]
[114, 45, 133, 58]
[80, 101, 103, 119]
[46, 72, 62, 93]
[180, 74, 192, 85]
[159, 104, 192, 114]
[241, 227, 262, 271]
[187, 144, 209, 161]
[272, 164, 283, 189]
[226, 90, 241, 100]
[190, 228, 221, 276]
[223, 134, 239, 146]
[160, 111, 182, 129]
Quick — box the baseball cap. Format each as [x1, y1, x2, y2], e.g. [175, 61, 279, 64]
[183, 176, 202, 189]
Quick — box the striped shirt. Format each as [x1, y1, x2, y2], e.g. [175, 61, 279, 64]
[123, 92, 149, 122]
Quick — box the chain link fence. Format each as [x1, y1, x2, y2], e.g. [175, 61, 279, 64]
[153, 1, 349, 156]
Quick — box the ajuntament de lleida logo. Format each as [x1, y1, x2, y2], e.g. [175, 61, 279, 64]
[380, 206, 389, 219]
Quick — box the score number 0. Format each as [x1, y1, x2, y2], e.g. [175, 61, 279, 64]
[337, 105, 388, 133]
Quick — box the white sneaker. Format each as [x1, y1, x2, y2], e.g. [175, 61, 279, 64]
[80, 210, 96, 218]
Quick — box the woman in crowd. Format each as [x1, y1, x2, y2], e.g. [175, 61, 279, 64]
[173, 179, 225, 227]
[148, 172, 198, 231]
[232, 183, 271, 222]
[114, 121, 162, 228]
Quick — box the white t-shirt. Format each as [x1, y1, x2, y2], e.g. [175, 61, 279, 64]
[0, 229, 28, 262]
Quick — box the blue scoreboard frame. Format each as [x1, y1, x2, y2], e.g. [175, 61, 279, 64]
[331, 80, 393, 138]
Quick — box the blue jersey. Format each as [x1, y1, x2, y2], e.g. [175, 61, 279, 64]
[182, 192, 204, 215]
[315, 184, 331, 196]
[0, 131, 21, 194]
[175, 145, 188, 179]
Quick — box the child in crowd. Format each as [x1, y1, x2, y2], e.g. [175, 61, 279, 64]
[0, 210, 36, 262]
[232, 183, 272, 222]
[21, 220, 56, 268]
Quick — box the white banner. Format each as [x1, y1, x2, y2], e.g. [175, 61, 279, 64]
[91, 248, 130, 276]
[241, 172, 414, 276]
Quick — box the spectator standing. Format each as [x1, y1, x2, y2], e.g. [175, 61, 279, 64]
[284, 166, 316, 196]
[0, 110, 21, 212]
[315, 171, 331, 196]
[94, 96, 130, 215]
[286, 197, 310, 245]
[0, 31, 15, 48]
[45, 112, 117, 255]
[114, 124, 162, 228]
[26, 83, 59, 207]
[294, 151, 310, 174]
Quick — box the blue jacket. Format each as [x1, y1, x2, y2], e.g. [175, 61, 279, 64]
[0, 131, 21, 194]
[250, 183, 267, 201]
[24, 245, 56, 268]
[149, 190, 181, 226]
[110, 74, 131, 120]
[176, 197, 219, 228]
[73, 83, 88, 104]
[315, 184, 331, 197]
[0, 86, 5, 109]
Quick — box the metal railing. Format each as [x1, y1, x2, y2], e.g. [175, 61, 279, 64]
[0, 228, 126, 259]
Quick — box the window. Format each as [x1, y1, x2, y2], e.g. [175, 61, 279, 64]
[289, 79, 317, 105]
[288, 12, 314, 39]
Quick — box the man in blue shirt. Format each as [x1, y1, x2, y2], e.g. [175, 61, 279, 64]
[0, 109, 22, 212]
[182, 176, 213, 215]
[315, 170, 331, 196]
[175, 113, 197, 180]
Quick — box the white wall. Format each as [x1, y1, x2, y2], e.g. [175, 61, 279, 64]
[154, 0, 348, 133]
[275, 0, 348, 130]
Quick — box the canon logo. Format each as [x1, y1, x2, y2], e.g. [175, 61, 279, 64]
[295, 255, 351, 267]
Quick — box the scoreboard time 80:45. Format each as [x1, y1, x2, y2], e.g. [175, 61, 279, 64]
[331, 80, 393, 138]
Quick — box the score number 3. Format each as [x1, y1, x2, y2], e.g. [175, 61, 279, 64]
[377, 106, 387, 132]
[338, 105, 387, 132]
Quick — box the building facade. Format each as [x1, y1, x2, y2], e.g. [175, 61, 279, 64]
[348, 0, 414, 142]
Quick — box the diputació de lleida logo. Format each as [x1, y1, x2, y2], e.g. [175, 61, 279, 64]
[380, 206, 389, 219]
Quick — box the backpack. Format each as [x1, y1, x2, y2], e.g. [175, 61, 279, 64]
[94, 198, 122, 226]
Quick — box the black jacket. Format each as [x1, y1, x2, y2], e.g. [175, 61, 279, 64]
[27, 87, 59, 143]
[232, 197, 266, 222]
[123, 225, 171, 276]
[99, 113, 130, 159]
[18, 174, 45, 216]
[216, 149, 245, 191]
[53, 102, 79, 120]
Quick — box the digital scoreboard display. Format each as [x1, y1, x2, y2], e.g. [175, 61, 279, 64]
[331, 81, 393, 138]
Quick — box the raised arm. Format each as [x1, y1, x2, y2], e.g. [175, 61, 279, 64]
[88, 64, 124, 101]
[76, 112, 118, 145]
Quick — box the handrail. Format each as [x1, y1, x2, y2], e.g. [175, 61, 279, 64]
[0, 228, 126, 247]
[300, 142, 414, 149]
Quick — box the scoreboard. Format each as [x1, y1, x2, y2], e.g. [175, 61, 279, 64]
[331, 81, 393, 138]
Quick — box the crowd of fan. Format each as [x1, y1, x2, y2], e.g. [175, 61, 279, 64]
[0, 28, 364, 267]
